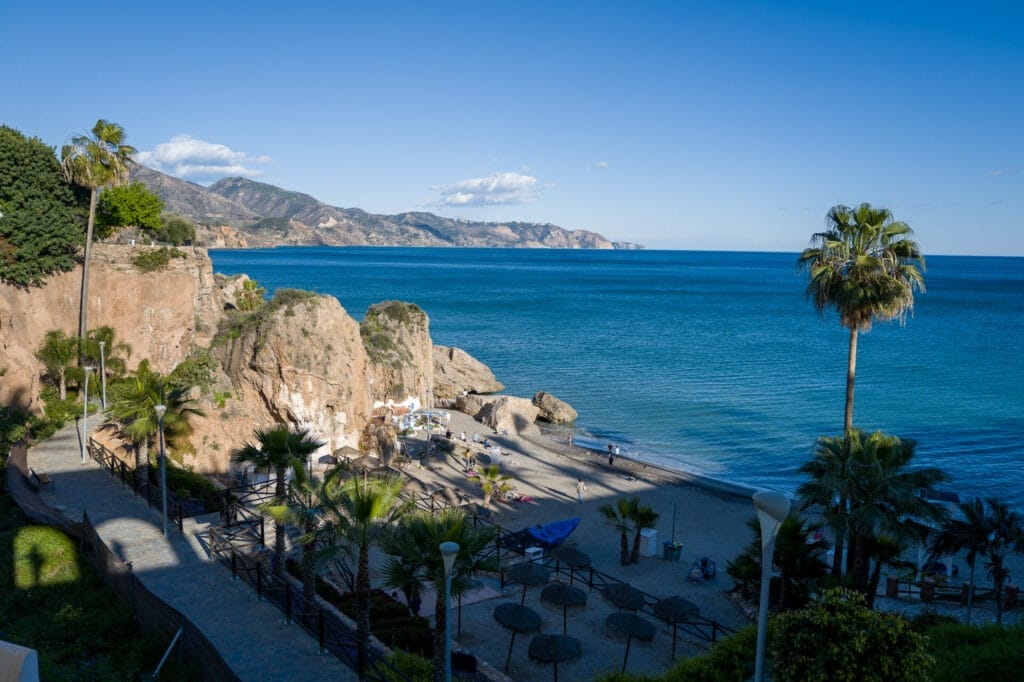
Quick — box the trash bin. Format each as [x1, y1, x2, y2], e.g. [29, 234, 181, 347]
[636, 528, 657, 557]
[663, 541, 682, 562]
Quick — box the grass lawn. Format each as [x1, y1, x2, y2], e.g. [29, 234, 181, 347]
[0, 492, 192, 681]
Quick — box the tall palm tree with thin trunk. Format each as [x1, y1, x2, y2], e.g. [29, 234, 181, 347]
[380, 507, 499, 682]
[61, 120, 137, 343]
[314, 473, 411, 679]
[797, 203, 925, 436]
[600, 497, 637, 566]
[264, 462, 332, 604]
[232, 425, 325, 578]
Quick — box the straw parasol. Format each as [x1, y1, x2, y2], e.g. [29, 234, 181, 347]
[540, 582, 587, 635]
[528, 633, 581, 682]
[606, 612, 656, 673]
[493, 603, 542, 673]
[602, 582, 645, 612]
[549, 546, 591, 586]
[508, 561, 550, 605]
[654, 595, 701, 659]
[333, 445, 361, 459]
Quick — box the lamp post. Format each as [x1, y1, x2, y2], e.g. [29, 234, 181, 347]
[440, 541, 460, 682]
[98, 340, 107, 409]
[155, 404, 168, 537]
[752, 490, 790, 682]
[80, 366, 96, 463]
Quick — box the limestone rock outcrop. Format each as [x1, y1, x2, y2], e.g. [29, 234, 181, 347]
[456, 394, 540, 436]
[0, 244, 220, 411]
[433, 345, 504, 399]
[532, 391, 578, 423]
[360, 301, 432, 406]
[197, 291, 374, 471]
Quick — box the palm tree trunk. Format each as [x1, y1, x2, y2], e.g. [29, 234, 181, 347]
[831, 499, 846, 578]
[844, 327, 858, 434]
[274, 472, 287, 577]
[852, 533, 873, 596]
[994, 571, 1005, 624]
[867, 557, 884, 609]
[58, 368, 67, 400]
[78, 188, 97, 343]
[302, 522, 316, 604]
[433, 595, 447, 682]
[357, 549, 371, 679]
[965, 561, 976, 625]
[620, 531, 630, 565]
[631, 528, 641, 564]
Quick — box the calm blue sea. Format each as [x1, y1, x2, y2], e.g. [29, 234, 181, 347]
[210, 248, 1024, 509]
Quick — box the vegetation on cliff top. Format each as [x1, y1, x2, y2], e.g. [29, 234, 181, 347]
[360, 301, 425, 369]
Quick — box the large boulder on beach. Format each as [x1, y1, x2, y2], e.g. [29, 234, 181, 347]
[433, 345, 504, 399]
[456, 394, 540, 435]
[361, 301, 433, 406]
[532, 391, 577, 423]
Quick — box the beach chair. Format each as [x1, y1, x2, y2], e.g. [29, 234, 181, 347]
[687, 557, 716, 582]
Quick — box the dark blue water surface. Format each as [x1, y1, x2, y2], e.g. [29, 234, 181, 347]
[210, 248, 1024, 508]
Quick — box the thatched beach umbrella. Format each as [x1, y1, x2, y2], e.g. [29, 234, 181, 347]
[606, 612, 656, 673]
[528, 633, 581, 682]
[550, 546, 591, 585]
[493, 602, 542, 673]
[602, 582, 645, 612]
[508, 561, 550, 605]
[654, 595, 701, 659]
[541, 582, 587, 634]
[333, 445, 361, 459]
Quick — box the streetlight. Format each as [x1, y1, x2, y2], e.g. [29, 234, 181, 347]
[439, 541, 460, 682]
[98, 341, 107, 409]
[80, 366, 96, 463]
[752, 490, 790, 682]
[155, 404, 168, 537]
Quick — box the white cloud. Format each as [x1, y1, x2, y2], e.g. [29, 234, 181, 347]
[429, 171, 542, 206]
[986, 169, 1006, 177]
[138, 134, 270, 180]
[592, 161, 609, 169]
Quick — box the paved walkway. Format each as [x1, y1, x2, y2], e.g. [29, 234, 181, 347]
[28, 424, 357, 682]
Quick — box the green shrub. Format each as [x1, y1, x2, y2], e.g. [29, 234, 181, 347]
[927, 623, 1024, 682]
[150, 461, 221, 512]
[169, 350, 220, 393]
[131, 246, 185, 272]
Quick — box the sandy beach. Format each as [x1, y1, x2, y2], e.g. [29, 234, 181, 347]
[361, 409, 759, 680]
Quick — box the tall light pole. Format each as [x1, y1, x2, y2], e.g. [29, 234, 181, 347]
[753, 490, 790, 682]
[155, 404, 168, 537]
[80, 366, 96, 463]
[440, 541, 459, 682]
[98, 340, 107, 409]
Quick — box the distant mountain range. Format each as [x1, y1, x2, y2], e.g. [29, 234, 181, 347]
[132, 166, 641, 250]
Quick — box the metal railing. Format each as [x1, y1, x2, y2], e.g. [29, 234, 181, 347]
[87, 437, 186, 533]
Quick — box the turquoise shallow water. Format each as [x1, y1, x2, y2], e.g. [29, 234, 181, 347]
[210, 248, 1024, 509]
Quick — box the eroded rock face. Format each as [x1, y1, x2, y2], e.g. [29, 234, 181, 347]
[360, 301, 432, 406]
[200, 292, 373, 471]
[433, 345, 504, 399]
[456, 394, 539, 436]
[532, 391, 578, 423]
[0, 244, 220, 411]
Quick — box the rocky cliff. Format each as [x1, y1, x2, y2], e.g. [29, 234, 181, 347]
[0, 244, 220, 411]
[360, 301, 433, 406]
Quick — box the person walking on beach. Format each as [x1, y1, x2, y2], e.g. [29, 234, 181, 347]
[576, 478, 587, 502]
[568, 432, 573, 448]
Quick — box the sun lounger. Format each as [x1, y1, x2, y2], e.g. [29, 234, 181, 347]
[28, 467, 54, 490]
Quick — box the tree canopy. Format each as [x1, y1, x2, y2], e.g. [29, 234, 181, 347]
[0, 126, 83, 286]
[95, 182, 163, 236]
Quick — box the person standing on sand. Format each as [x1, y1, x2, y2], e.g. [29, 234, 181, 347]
[568, 432, 573, 448]
[576, 478, 587, 502]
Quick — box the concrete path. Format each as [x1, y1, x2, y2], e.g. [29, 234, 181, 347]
[28, 423, 357, 682]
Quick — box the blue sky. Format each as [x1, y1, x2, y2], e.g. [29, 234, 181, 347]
[2, 1, 1022, 255]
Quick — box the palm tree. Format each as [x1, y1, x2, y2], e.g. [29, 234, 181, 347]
[380, 507, 499, 682]
[600, 497, 637, 566]
[934, 497, 1024, 624]
[80, 325, 132, 382]
[61, 120, 137, 342]
[263, 462, 331, 603]
[232, 425, 326, 578]
[477, 464, 512, 507]
[314, 473, 411, 679]
[798, 434, 854, 577]
[629, 502, 659, 564]
[108, 359, 203, 472]
[35, 329, 77, 400]
[843, 430, 948, 598]
[797, 203, 925, 435]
